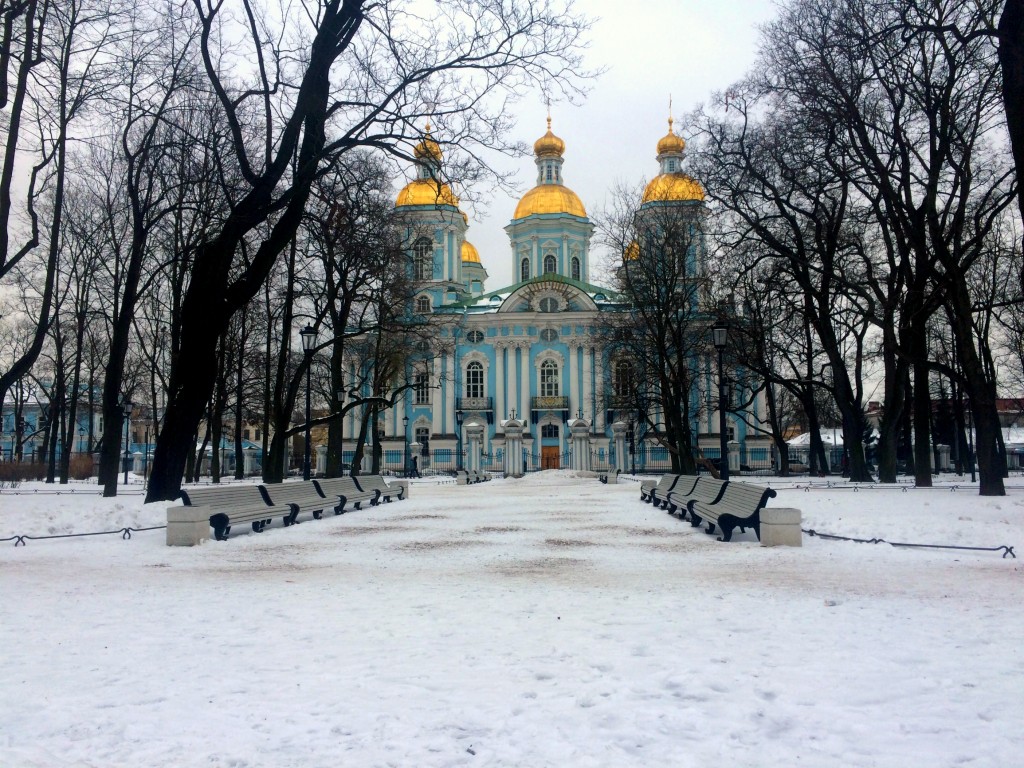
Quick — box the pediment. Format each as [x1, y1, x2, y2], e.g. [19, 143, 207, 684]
[497, 279, 598, 314]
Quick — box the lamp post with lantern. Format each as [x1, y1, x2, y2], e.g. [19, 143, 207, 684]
[300, 324, 317, 481]
[712, 321, 729, 481]
[120, 399, 133, 485]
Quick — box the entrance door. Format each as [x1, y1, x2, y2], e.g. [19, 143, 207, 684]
[541, 446, 560, 469]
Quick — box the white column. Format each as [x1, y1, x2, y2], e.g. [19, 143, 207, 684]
[446, 348, 456, 433]
[594, 346, 605, 432]
[431, 356, 443, 436]
[582, 345, 593, 423]
[520, 345, 530, 427]
[495, 343, 506, 426]
[568, 343, 578, 417]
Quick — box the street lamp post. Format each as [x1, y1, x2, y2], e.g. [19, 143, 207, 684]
[120, 399, 133, 485]
[712, 321, 729, 481]
[456, 409, 464, 471]
[337, 388, 346, 476]
[627, 420, 635, 476]
[300, 324, 317, 481]
[403, 415, 410, 477]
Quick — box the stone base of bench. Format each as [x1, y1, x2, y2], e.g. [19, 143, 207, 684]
[760, 507, 802, 547]
[166, 505, 210, 546]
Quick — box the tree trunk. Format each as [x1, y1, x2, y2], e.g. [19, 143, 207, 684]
[1000, 0, 1024, 232]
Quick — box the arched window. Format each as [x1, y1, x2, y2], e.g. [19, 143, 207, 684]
[416, 295, 431, 313]
[667, 159, 677, 172]
[414, 238, 432, 280]
[465, 361, 484, 398]
[543, 254, 557, 274]
[571, 256, 581, 281]
[541, 424, 559, 439]
[545, 164, 553, 182]
[520, 257, 530, 282]
[414, 371, 431, 404]
[539, 297, 558, 313]
[540, 360, 559, 397]
[614, 360, 634, 398]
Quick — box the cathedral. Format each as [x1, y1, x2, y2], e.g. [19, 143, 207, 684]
[334, 116, 768, 476]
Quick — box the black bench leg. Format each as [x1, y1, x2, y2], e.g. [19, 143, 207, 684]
[717, 521, 735, 542]
[336, 495, 347, 514]
[705, 522, 717, 536]
[251, 521, 262, 533]
[313, 510, 322, 520]
[211, 513, 229, 541]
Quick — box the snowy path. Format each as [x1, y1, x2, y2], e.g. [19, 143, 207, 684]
[1, 473, 1022, 766]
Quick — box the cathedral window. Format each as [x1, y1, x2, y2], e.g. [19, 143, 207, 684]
[541, 424, 559, 439]
[465, 362, 484, 398]
[520, 257, 530, 282]
[545, 164, 553, 182]
[614, 360, 634, 398]
[416, 295, 431, 313]
[466, 330, 484, 344]
[414, 372, 431, 404]
[668, 159, 677, 172]
[415, 427, 430, 454]
[540, 360, 560, 397]
[571, 256, 581, 281]
[543, 254, 556, 274]
[540, 328, 558, 342]
[414, 238, 432, 280]
[539, 297, 558, 313]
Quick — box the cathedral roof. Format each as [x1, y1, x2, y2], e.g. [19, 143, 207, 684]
[533, 117, 566, 158]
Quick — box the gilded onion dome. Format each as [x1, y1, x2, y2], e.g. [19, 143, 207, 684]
[513, 185, 587, 218]
[624, 239, 640, 261]
[513, 117, 587, 219]
[641, 174, 705, 203]
[461, 240, 481, 263]
[533, 116, 566, 157]
[656, 115, 686, 156]
[641, 115, 705, 203]
[395, 179, 460, 208]
[396, 121, 460, 209]
[413, 121, 442, 162]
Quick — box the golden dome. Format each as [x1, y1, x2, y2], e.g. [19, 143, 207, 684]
[624, 240, 640, 260]
[513, 184, 587, 219]
[657, 116, 685, 156]
[461, 240, 480, 263]
[395, 179, 459, 208]
[641, 173, 705, 203]
[533, 116, 565, 158]
[413, 122, 442, 162]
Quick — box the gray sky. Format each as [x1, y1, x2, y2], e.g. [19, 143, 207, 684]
[421, 0, 780, 288]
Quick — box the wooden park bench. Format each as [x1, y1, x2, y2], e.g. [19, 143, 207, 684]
[262, 480, 339, 521]
[639, 474, 681, 504]
[352, 474, 404, 503]
[179, 484, 295, 541]
[689, 481, 778, 542]
[666, 476, 725, 516]
[313, 476, 379, 511]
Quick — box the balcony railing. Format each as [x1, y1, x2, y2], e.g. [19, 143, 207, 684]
[531, 395, 569, 411]
[457, 396, 493, 411]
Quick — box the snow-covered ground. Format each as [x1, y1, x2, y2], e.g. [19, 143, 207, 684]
[1, 472, 1022, 767]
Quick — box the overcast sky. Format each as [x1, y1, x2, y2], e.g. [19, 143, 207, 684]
[419, 0, 781, 288]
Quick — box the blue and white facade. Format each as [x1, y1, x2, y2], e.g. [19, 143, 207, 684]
[336, 119, 769, 474]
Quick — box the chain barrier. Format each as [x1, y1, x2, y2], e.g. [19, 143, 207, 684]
[802, 528, 1016, 559]
[0, 525, 165, 547]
